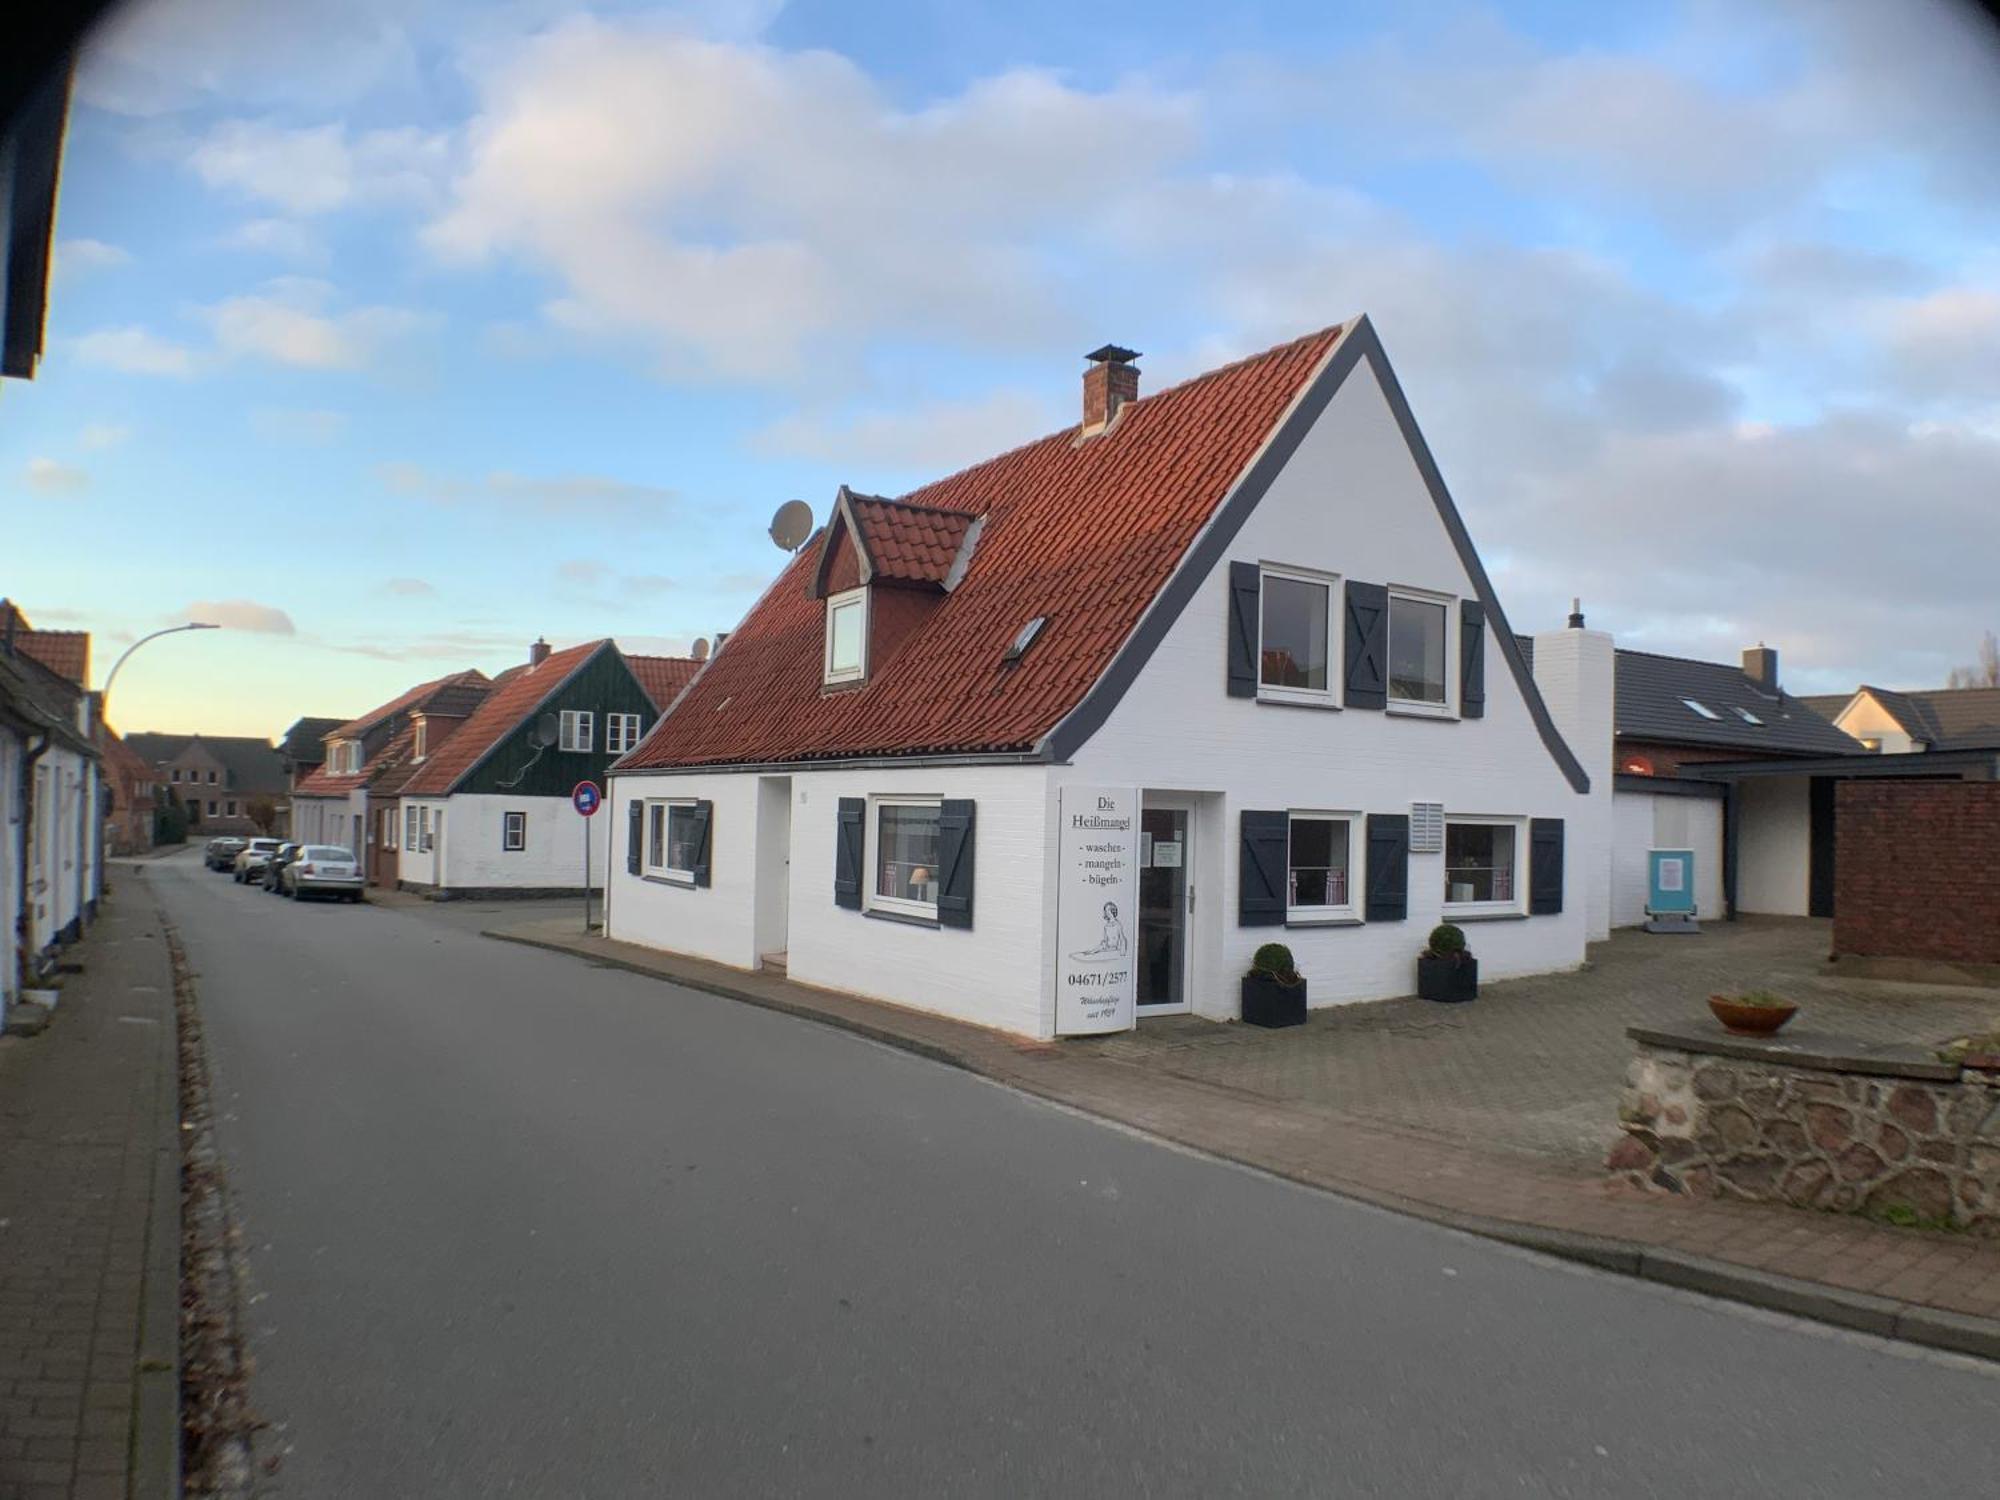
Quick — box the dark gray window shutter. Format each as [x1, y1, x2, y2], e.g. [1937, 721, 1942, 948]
[1238, 809, 1288, 926]
[937, 799, 975, 928]
[1227, 561, 1260, 698]
[1365, 813, 1409, 922]
[1344, 581, 1388, 710]
[834, 797, 865, 909]
[1530, 818, 1564, 915]
[1460, 601, 1485, 719]
[690, 800, 713, 888]
[626, 799, 643, 875]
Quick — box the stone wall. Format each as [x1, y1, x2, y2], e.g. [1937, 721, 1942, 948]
[1609, 1033, 2000, 1233]
[1834, 781, 2000, 966]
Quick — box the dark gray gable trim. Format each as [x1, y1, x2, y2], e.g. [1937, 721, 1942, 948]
[1037, 316, 1591, 795]
[440, 639, 617, 795]
[809, 486, 877, 599]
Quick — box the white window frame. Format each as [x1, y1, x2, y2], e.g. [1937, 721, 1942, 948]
[502, 810, 526, 852]
[865, 794, 942, 920]
[1257, 563, 1340, 707]
[1385, 586, 1456, 716]
[419, 807, 433, 853]
[382, 809, 396, 848]
[559, 710, 594, 753]
[1285, 810, 1359, 923]
[823, 586, 869, 686]
[413, 719, 428, 762]
[1442, 814, 1526, 918]
[405, 804, 419, 851]
[642, 798, 700, 884]
[606, 712, 644, 755]
[225, 799, 237, 817]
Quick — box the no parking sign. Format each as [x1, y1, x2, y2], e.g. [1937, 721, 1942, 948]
[572, 781, 602, 817]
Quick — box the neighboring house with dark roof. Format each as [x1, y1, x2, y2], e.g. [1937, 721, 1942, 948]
[278, 716, 345, 786]
[290, 669, 492, 866]
[604, 321, 1614, 1040]
[1802, 685, 2000, 755]
[1534, 638, 1861, 928]
[394, 639, 695, 897]
[123, 732, 287, 835]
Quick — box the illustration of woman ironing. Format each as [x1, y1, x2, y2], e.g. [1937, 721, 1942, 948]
[1069, 900, 1130, 962]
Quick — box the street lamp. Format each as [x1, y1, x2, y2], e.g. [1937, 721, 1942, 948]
[101, 621, 220, 717]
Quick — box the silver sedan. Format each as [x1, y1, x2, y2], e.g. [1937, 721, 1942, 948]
[281, 846, 367, 903]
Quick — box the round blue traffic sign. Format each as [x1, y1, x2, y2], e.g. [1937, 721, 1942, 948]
[572, 781, 602, 817]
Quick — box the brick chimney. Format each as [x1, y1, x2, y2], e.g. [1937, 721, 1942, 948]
[1081, 344, 1140, 435]
[528, 637, 551, 668]
[1742, 644, 1778, 692]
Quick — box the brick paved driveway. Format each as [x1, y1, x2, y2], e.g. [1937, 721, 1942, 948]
[1078, 919, 2000, 1169]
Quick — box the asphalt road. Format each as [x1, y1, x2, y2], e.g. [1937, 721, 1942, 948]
[150, 849, 2000, 1497]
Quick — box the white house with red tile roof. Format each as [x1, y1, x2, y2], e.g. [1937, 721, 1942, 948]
[391, 640, 698, 898]
[289, 669, 492, 862]
[604, 320, 1615, 1039]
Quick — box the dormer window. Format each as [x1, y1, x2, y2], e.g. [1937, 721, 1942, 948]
[824, 586, 868, 685]
[413, 719, 428, 762]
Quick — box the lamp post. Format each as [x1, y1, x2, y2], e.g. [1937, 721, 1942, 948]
[100, 621, 220, 718]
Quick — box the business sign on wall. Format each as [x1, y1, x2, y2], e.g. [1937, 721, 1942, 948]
[1055, 785, 1139, 1035]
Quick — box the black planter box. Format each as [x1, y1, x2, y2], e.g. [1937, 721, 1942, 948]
[1241, 973, 1308, 1028]
[1417, 954, 1478, 1003]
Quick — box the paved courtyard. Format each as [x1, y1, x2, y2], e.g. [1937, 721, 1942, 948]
[1076, 918, 2000, 1169]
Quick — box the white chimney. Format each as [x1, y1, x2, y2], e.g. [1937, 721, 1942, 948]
[1533, 604, 1615, 944]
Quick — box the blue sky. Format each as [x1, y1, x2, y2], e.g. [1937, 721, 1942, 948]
[5, 0, 1998, 735]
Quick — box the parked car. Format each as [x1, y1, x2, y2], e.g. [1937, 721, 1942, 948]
[233, 837, 284, 883]
[204, 835, 248, 872]
[281, 845, 366, 903]
[263, 842, 303, 893]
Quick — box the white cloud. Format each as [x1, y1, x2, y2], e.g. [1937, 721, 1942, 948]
[377, 461, 678, 516]
[426, 21, 1195, 378]
[80, 424, 132, 450]
[23, 458, 90, 496]
[72, 326, 198, 377]
[376, 577, 436, 598]
[755, 388, 1063, 473]
[205, 278, 427, 369]
[219, 217, 327, 264]
[56, 238, 132, 274]
[182, 599, 297, 634]
[189, 119, 448, 215]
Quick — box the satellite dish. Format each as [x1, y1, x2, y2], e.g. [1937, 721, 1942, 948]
[531, 712, 560, 748]
[769, 499, 813, 553]
[691, 638, 710, 662]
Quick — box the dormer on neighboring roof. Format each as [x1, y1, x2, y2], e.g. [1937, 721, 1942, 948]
[807, 485, 984, 689]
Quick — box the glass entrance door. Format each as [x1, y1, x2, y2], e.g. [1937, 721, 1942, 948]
[1137, 804, 1190, 1014]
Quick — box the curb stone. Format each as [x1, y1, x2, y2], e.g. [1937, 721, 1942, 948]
[484, 924, 2000, 1367]
[132, 865, 185, 1500]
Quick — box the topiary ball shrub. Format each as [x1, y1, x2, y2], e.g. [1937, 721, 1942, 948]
[1250, 942, 1301, 984]
[1424, 923, 1470, 961]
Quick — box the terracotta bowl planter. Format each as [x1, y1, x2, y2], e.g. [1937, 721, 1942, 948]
[1707, 994, 1798, 1036]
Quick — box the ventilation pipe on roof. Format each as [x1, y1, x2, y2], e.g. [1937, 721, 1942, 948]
[1567, 597, 1585, 629]
[1081, 344, 1140, 436]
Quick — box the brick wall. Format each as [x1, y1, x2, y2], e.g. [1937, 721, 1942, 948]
[1834, 782, 2000, 964]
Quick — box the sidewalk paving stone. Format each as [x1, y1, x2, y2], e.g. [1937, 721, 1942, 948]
[0, 872, 180, 1500]
[488, 913, 2000, 1357]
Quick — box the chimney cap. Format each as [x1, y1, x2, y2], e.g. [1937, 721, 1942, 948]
[1085, 343, 1140, 365]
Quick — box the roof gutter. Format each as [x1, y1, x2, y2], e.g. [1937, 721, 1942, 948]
[610, 749, 1049, 779]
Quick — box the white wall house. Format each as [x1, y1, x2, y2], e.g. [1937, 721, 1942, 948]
[392, 640, 695, 899]
[604, 320, 1612, 1041]
[0, 653, 100, 998]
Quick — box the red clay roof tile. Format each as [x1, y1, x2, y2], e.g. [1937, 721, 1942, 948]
[399, 640, 609, 797]
[624, 324, 1345, 769]
[625, 654, 701, 711]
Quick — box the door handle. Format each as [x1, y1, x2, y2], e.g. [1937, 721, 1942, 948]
[1187, 884, 1195, 913]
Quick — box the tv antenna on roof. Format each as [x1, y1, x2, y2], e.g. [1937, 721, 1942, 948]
[769, 499, 813, 554]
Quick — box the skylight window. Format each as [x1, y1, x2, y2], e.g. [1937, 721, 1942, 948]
[1004, 616, 1048, 663]
[1732, 706, 1764, 725]
[1682, 698, 1720, 720]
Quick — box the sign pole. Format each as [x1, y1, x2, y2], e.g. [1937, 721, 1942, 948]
[571, 780, 603, 936]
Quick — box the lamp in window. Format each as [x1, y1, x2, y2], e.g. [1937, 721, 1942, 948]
[908, 864, 932, 899]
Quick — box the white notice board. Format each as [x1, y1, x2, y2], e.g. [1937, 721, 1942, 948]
[1054, 785, 1139, 1035]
